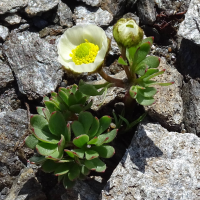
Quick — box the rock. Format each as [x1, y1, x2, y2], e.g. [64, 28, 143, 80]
[145, 58, 183, 131]
[0, 61, 14, 89]
[182, 79, 200, 136]
[25, 0, 59, 17]
[0, 0, 28, 15]
[123, 12, 140, 25]
[0, 25, 9, 41]
[178, 0, 200, 46]
[57, 1, 73, 27]
[0, 88, 21, 112]
[155, 0, 190, 12]
[101, 0, 126, 18]
[61, 180, 99, 200]
[39, 26, 64, 38]
[101, 121, 200, 200]
[178, 38, 200, 80]
[3, 30, 63, 100]
[137, 0, 156, 25]
[73, 6, 113, 27]
[90, 71, 126, 111]
[105, 26, 120, 56]
[1, 14, 22, 25]
[76, 0, 101, 7]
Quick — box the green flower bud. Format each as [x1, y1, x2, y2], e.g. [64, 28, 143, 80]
[113, 18, 144, 48]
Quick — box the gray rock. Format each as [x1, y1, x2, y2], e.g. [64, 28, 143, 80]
[0, 88, 21, 112]
[61, 180, 99, 200]
[123, 12, 140, 25]
[182, 79, 200, 136]
[76, 0, 102, 7]
[74, 6, 113, 27]
[0, 61, 14, 89]
[105, 26, 120, 56]
[1, 14, 22, 25]
[25, 0, 59, 17]
[101, 121, 200, 200]
[155, 0, 190, 12]
[178, 38, 200, 79]
[178, 0, 200, 46]
[57, 1, 73, 27]
[145, 58, 183, 131]
[3, 30, 63, 100]
[0, 0, 28, 15]
[0, 25, 9, 41]
[137, 0, 156, 25]
[39, 26, 64, 38]
[101, 0, 126, 18]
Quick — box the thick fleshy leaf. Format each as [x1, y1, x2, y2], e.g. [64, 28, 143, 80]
[69, 104, 83, 113]
[30, 115, 48, 130]
[126, 46, 137, 64]
[135, 42, 151, 65]
[32, 127, 60, 144]
[79, 112, 93, 134]
[63, 123, 71, 142]
[137, 68, 159, 82]
[118, 56, 128, 65]
[96, 116, 111, 136]
[54, 163, 71, 176]
[68, 93, 77, 106]
[73, 134, 89, 148]
[59, 87, 71, 96]
[36, 107, 45, 117]
[138, 56, 160, 69]
[87, 136, 98, 145]
[42, 159, 59, 173]
[88, 117, 99, 139]
[135, 64, 148, 76]
[75, 90, 83, 103]
[79, 79, 105, 96]
[156, 82, 174, 86]
[68, 163, 81, 181]
[141, 37, 154, 46]
[49, 111, 66, 137]
[46, 149, 63, 161]
[85, 150, 99, 160]
[58, 135, 65, 152]
[42, 108, 50, 121]
[136, 91, 155, 106]
[137, 87, 157, 98]
[44, 100, 60, 113]
[25, 134, 38, 149]
[63, 174, 76, 189]
[95, 129, 117, 146]
[29, 155, 46, 164]
[129, 86, 137, 99]
[85, 158, 106, 172]
[64, 149, 74, 158]
[43, 96, 49, 102]
[71, 84, 78, 94]
[81, 165, 90, 175]
[58, 90, 69, 106]
[36, 142, 57, 156]
[72, 121, 85, 137]
[71, 149, 85, 159]
[91, 145, 115, 158]
[143, 69, 165, 81]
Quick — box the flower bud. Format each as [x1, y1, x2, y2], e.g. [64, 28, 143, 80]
[113, 18, 144, 49]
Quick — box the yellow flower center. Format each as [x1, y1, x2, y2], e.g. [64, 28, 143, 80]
[70, 39, 99, 65]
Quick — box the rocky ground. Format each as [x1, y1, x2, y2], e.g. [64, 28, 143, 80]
[1, 0, 200, 199]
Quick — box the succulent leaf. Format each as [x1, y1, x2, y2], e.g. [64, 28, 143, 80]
[58, 90, 69, 106]
[73, 134, 89, 148]
[63, 123, 71, 142]
[85, 150, 99, 160]
[78, 112, 93, 134]
[30, 115, 48, 130]
[141, 37, 154, 46]
[36, 107, 45, 117]
[137, 56, 160, 69]
[25, 134, 38, 149]
[81, 165, 90, 175]
[63, 174, 76, 189]
[36, 142, 57, 156]
[69, 104, 83, 113]
[96, 116, 111, 136]
[29, 155, 46, 164]
[64, 149, 75, 158]
[136, 91, 155, 106]
[54, 163, 71, 176]
[91, 145, 115, 158]
[71, 149, 85, 159]
[118, 56, 128, 65]
[43, 96, 49, 102]
[85, 158, 106, 172]
[58, 135, 65, 152]
[68, 163, 81, 181]
[42, 108, 51, 121]
[137, 87, 157, 98]
[72, 121, 85, 136]
[87, 137, 98, 145]
[42, 159, 60, 173]
[44, 100, 60, 113]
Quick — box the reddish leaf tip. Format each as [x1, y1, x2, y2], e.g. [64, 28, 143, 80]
[158, 58, 161, 62]
[171, 82, 175, 84]
[147, 41, 151, 45]
[51, 111, 57, 115]
[162, 69, 166, 72]
[151, 36, 154, 41]
[104, 137, 109, 142]
[27, 160, 30, 162]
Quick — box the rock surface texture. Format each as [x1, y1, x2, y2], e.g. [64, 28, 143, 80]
[145, 59, 183, 131]
[0, 25, 9, 41]
[3, 30, 63, 100]
[76, 0, 102, 7]
[101, 121, 200, 200]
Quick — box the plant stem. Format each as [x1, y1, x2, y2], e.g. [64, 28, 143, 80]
[98, 68, 125, 88]
[121, 48, 132, 81]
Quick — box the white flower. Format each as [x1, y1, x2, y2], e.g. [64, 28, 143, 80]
[57, 24, 109, 74]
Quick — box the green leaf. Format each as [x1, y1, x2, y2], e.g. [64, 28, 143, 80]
[126, 46, 138, 64]
[72, 121, 85, 137]
[54, 163, 71, 176]
[96, 116, 111, 136]
[143, 69, 165, 81]
[42, 159, 59, 173]
[42, 108, 50, 121]
[87, 136, 98, 145]
[68, 93, 77, 106]
[141, 37, 154, 46]
[43, 96, 49, 102]
[137, 68, 159, 81]
[49, 111, 66, 137]
[69, 104, 83, 113]
[58, 134, 65, 152]
[137, 56, 160, 69]
[25, 134, 38, 149]
[81, 165, 90, 175]
[46, 149, 63, 161]
[36, 107, 45, 117]
[64, 149, 75, 158]
[156, 82, 174, 86]
[79, 79, 105, 96]
[118, 115, 130, 127]
[79, 112, 93, 134]
[91, 145, 115, 158]
[63, 174, 76, 189]
[136, 91, 155, 106]
[58, 90, 69, 106]
[129, 86, 137, 99]
[71, 149, 85, 159]
[36, 142, 57, 156]
[75, 90, 83, 103]
[71, 84, 78, 94]
[118, 56, 128, 65]
[135, 64, 148, 76]
[44, 100, 60, 113]
[68, 163, 81, 181]
[32, 127, 60, 144]
[95, 129, 117, 146]
[29, 155, 46, 164]
[63, 123, 71, 142]
[137, 87, 157, 98]
[85, 150, 99, 160]
[85, 158, 106, 172]
[73, 134, 89, 148]
[30, 115, 48, 130]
